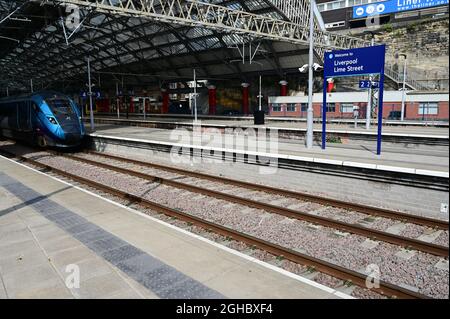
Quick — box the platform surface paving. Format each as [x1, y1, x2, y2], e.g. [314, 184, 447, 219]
[0, 156, 346, 299]
[93, 116, 450, 137]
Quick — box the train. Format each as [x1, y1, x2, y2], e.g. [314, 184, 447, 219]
[0, 91, 85, 147]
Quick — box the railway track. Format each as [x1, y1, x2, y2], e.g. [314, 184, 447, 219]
[60, 151, 448, 258]
[0, 147, 435, 299]
[86, 150, 449, 230]
[88, 134, 449, 191]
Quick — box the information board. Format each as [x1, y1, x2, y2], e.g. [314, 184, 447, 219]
[324, 45, 386, 78]
[353, 0, 448, 19]
[323, 45, 386, 155]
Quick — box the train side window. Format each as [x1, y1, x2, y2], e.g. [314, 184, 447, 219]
[32, 102, 39, 112]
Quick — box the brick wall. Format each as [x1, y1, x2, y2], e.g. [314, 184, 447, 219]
[270, 101, 449, 120]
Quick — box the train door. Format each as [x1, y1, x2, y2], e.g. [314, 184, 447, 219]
[18, 101, 31, 132]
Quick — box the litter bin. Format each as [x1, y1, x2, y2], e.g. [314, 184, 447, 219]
[254, 110, 265, 125]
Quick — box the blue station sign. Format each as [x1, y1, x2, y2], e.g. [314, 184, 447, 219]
[353, 0, 448, 19]
[324, 45, 386, 78]
[323, 45, 386, 155]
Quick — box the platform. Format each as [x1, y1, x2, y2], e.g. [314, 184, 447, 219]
[0, 155, 347, 299]
[87, 124, 449, 177]
[91, 115, 450, 138]
[94, 114, 450, 130]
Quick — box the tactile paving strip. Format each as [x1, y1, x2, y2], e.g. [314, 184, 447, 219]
[0, 172, 224, 299]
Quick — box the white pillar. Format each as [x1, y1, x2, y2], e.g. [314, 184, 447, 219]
[258, 75, 263, 111]
[400, 57, 407, 121]
[193, 69, 198, 123]
[366, 85, 372, 130]
[306, 0, 315, 149]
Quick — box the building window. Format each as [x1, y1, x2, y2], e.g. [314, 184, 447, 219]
[419, 102, 438, 115]
[331, 0, 345, 10]
[340, 103, 354, 113]
[272, 104, 282, 112]
[287, 104, 296, 112]
[325, 21, 346, 29]
[326, 103, 336, 113]
[318, 0, 375, 12]
[301, 103, 308, 112]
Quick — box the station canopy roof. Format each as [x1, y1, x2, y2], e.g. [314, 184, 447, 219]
[0, 1, 316, 93]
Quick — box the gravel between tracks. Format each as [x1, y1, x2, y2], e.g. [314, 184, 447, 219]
[75, 152, 449, 247]
[25, 152, 449, 298]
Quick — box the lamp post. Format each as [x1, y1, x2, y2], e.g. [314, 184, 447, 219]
[306, 0, 315, 149]
[258, 75, 263, 111]
[87, 56, 95, 131]
[299, 63, 323, 147]
[366, 37, 375, 130]
[398, 53, 407, 122]
[193, 69, 198, 123]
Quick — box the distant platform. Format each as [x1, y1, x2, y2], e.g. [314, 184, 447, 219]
[0, 155, 346, 299]
[87, 124, 449, 179]
[89, 117, 449, 148]
[94, 113, 450, 128]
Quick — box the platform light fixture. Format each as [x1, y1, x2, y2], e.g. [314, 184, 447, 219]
[299, 51, 323, 150]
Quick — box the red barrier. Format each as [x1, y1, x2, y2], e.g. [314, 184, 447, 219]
[208, 85, 217, 115]
[241, 83, 250, 115]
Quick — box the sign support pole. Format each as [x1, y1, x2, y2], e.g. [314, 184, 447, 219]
[87, 56, 95, 131]
[377, 73, 385, 155]
[322, 77, 327, 149]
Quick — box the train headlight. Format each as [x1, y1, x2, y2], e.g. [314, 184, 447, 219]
[47, 116, 58, 125]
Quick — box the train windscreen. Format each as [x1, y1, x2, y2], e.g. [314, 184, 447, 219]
[45, 96, 81, 134]
[46, 97, 76, 116]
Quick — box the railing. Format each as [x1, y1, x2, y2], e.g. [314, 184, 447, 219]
[268, 0, 309, 27]
[384, 62, 433, 91]
[267, 0, 325, 30]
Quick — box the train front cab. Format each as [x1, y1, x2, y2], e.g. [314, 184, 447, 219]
[36, 94, 85, 147]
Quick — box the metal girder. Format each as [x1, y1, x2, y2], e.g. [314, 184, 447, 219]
[38, 0, 371, 53]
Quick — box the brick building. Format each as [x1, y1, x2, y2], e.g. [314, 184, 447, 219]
[268, 91, 449, 120]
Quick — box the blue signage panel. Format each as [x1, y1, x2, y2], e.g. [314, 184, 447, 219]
[323, 45, 386, 155]
[359, 80, 380, 89]
[324, 45, 386, 78]
[353, 0, 448, 19]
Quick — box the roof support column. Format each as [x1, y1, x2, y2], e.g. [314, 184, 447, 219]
[279, 80, 288, 96]
[208, 85, 217, 115]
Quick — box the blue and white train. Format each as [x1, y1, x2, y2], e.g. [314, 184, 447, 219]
[0, 91, 85, 147]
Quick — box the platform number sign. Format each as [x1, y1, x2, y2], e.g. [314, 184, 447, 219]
[323, 45, 386, 155]
[359, 80, 379, 89]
